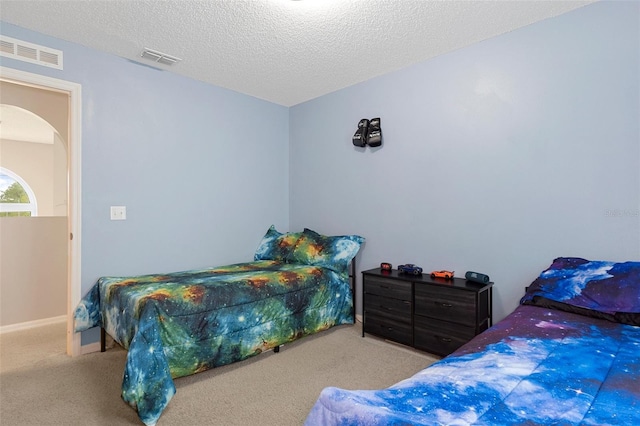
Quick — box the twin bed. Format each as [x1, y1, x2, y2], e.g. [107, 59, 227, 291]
[74, 226, 364, 426]
[306, 257, 640, 425]
[76, 243, 639, 425]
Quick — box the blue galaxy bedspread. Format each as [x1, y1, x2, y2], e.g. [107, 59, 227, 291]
[306, 257, 640, 425]
[74, 260, 354, 425]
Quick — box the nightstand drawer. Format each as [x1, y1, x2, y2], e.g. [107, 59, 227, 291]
[413, 316, 475, 356]
[364, 314, 413, 346]
[364, 277, 411, 300]
[414, 285, 476, 326]
[364, 294, 411, 322]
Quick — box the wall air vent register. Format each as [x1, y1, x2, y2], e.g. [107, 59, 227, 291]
[0, 36, 63, 70]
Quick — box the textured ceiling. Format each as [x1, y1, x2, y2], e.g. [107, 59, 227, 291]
[1, 0, 594, 106]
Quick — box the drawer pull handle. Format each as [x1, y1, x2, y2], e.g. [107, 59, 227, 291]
[439, 302, 453, 308]
[439, 337, 452, 342]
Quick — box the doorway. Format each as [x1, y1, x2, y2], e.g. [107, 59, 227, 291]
[0, 67, 82, 356]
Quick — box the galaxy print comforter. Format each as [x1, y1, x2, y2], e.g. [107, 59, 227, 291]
[520, 257, 640, 325]
[305, 257, 640, 425]
[74, 260, 354, 426]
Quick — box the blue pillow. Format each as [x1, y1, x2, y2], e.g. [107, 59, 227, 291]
[521, 257, 640, 325]
[288, 228, 364, 273]
[254, 225, 301, 262]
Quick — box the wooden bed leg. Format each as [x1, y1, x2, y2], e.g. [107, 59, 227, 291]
[273, 345, 280, 353]
[100, 327, 106, 352]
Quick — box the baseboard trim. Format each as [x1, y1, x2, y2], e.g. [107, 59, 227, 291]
[0, 315, 66, 334]
[81, 342, 101, 355]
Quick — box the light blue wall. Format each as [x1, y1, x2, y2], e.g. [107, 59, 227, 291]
[2, 1, 638, 336]
[289, 1, 640, 322]
[0, 23, 290, 344]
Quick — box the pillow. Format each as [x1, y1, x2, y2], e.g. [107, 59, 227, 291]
[520, 257, 640, 325]
[254, 225, 302, 262]
[289, 228, 364, 273]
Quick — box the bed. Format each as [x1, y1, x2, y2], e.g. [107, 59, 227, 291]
[305, 257, 640, 425]
[74, 226, 364, 426]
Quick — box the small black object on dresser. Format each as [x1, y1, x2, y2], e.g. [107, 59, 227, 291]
[362, 267, 493, 357]
[465, 271, 490, 284]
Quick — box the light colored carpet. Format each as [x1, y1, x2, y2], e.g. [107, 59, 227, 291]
[0, 321, 439, 425]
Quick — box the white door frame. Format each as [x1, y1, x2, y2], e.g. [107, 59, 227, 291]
[0, 66, 82, 357]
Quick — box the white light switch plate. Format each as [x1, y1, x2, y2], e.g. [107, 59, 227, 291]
[110, 206, 126, 220]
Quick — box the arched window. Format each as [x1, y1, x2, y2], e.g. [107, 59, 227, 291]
[0, 167, 38, 217]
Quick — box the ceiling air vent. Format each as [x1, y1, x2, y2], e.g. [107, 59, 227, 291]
[0, 36, 63, 70]
[141, 48, 182, 66]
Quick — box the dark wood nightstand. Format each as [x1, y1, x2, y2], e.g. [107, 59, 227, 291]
[362, 268, 493, 357]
